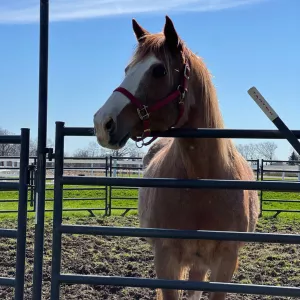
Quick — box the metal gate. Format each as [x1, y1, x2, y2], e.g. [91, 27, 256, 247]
[49, 122, 300, 299]
[0, 129, 30, 299]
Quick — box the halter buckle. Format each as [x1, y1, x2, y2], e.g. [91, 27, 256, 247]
[137, 105, 149, 120]
[177, 85, 186, 100]
[184, 64, 190, 80]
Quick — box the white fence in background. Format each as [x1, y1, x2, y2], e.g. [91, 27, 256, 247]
[1, 157, 300, 180]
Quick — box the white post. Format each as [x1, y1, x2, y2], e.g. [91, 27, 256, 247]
[91, 162, 94, 176]
[298, 165, 300, 181]
[282, 172, 285, 180]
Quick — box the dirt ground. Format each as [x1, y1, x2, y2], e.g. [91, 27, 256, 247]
[0, 216, 299, 300]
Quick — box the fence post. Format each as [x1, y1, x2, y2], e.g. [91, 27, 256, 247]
[256, 159, 259, 181]
[105, 156, 108, 216]
[50, 121, 65, 300]
[14, 128, 30, 300]
[260, 159, 264, 217]
[29, 163, 35, 208]
[109, 156, 112, 216]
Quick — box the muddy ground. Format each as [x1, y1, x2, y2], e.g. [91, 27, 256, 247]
[0, 216, 299, 300]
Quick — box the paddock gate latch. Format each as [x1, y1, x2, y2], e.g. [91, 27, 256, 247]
[46, 147, 55, 161]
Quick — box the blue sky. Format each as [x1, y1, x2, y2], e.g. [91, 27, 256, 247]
[0, 0, 299, 159]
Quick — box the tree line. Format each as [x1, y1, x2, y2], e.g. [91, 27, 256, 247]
[0, 127, 54, 157]
[0, 127, 144, 158]
[72, 141, 144, 158]
[235, 141, 278, 161]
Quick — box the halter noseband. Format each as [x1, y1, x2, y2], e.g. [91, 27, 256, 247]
[113, 51, 190, 148]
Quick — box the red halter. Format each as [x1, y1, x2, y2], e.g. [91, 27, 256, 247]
[113, 52, 190, 148]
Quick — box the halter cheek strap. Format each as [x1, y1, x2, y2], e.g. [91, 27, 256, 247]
[113, 52, 190, 148]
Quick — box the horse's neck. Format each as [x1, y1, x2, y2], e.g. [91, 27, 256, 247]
[172, 71, 233, 179]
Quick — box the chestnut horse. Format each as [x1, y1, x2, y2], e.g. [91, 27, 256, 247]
[94, 16, 259, 300]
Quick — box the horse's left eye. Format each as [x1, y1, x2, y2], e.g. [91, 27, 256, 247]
[152, 65, 167, 78]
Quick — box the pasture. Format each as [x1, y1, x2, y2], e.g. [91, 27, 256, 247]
[0, 182, 300, 299]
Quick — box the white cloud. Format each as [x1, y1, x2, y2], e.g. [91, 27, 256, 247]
[0, 0, 267, 24]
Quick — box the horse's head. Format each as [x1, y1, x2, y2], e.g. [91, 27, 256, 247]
[94, 16, 191, 150]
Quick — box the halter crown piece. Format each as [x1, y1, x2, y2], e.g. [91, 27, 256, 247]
[113, 49, 191, 148]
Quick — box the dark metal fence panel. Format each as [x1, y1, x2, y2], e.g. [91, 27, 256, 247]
[0, 128, 30, 300]
[49, 122, 300, 299]
[50, 122, 65, 300]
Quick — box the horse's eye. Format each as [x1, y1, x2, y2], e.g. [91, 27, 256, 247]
[152, 64, 167, 78]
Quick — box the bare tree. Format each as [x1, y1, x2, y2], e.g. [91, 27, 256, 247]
[87, 141, 105, 157]
[236, 143, 258, 160]
[256, 141, 278, 161]
[110, 140, 142, 157]
[73, 149, 91, 158]
[0, 127, 21, 156]
[72, 139, 144, 158]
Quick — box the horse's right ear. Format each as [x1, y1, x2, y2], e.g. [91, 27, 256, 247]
[132, 19, 149, 42]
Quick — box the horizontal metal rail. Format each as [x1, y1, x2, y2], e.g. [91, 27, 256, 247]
[45, 187, 106, 191]
[263, 169, 300, 173]
[111, 196, 138, 200]
[263, 209, 300, 213]
[60, 224, 300, 244]
[0, 228, 18, 238]
[262, 199, 300, 203]
[0, 277, 16, 287]
[61, 176, 300, 191]
[58, 274, 300, 297]
[0, 182, 20, 191]
[0, 136, 21, 144]
[45, 208, 106, 212]
[63, 127, 300, 139]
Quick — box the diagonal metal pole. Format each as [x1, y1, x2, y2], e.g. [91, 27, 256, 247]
[32, 1, 49, 299]
[248, 86, 300, 156]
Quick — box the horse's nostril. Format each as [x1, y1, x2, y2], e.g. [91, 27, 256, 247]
[105, 118, 116, 133]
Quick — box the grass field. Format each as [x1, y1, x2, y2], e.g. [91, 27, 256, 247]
[1, 176, 300, 220]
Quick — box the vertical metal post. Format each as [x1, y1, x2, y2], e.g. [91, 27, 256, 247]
[256, 159, 259, 181]
[105, 156, 108, 215]
[29, 164, 35, 208]
[109, 156, 112, 216]
[260, 159, 264, 217]
[50, 122, 65, 300]
[14, 128, 30, 300]
[32, 1, 49, 299]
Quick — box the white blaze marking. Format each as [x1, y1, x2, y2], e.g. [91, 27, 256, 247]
[94, 54, 161, 132]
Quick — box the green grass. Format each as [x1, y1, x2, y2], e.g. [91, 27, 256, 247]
[0, 177, 299, 220]
[0, 184, 139, 219]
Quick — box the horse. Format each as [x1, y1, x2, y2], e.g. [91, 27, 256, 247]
[93, 16, 260, 300]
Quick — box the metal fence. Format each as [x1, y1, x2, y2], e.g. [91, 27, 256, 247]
[49, 122, 300, 299]
[0, 129, 30, 299]
[2, 155, 300, 217]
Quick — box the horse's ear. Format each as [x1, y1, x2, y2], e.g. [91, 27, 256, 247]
[163, 16, 182, 52]
[132, 19, 149, 42]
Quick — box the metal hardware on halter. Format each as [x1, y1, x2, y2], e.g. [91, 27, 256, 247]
[184, 64, 190, 80]
[137, 105, 150, 120]
[177, 85, 186, 101]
